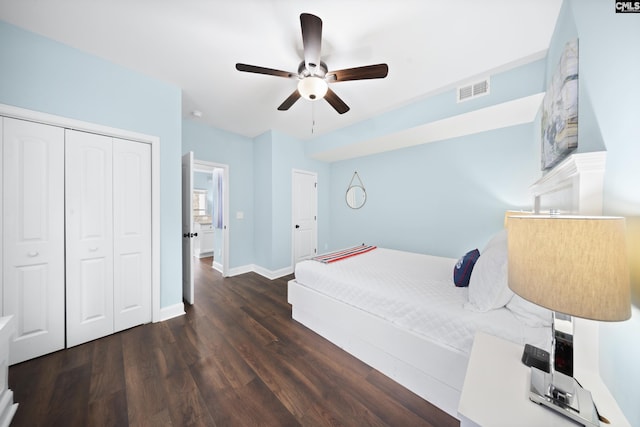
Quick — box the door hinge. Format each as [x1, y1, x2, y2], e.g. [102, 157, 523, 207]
[314, 182, 317, 188]
[314, 248, 317, 254]
[314, 215, 316, 221]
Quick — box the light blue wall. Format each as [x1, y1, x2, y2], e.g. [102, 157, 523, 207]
[549, 2, 640, 425]
[329, 123, 539, 258]
[251, 130, 331, 271]
[182, 119, 255, 268]
[184, 124, 331, 273]
[306, 58, 547, 158]
[317, 58, 547, 258]
[253, 131, 273, 268]
[271, 131, 331, 267]
[0, 20, 183, 308]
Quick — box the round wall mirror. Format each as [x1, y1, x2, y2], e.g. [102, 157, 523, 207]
[346, 185, 366, 209]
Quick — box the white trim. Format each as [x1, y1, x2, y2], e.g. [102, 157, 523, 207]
[0, 103, 162, 324]
[253, 265, 294, 280]
[212, 261, 223, 273]
[226, 264, 293, 281]
[159, 303, 185, 321]
[531, 151, 606, 215]
[227, 264, 254, 277]
[0, 316, 18, 426]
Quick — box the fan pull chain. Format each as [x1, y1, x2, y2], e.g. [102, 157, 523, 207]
[311, 102, 316, 134]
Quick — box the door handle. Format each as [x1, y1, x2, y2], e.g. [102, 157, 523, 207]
[295, 225, 300, 229]
[183, 233, 198, 238]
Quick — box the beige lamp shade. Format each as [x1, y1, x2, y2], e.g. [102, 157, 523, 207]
[508, 215, 631, 321]
[503, 210, 533, 228]
[626, 216, 640, 306]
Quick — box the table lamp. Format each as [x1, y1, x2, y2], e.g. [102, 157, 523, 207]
[508, 215, 631, 427]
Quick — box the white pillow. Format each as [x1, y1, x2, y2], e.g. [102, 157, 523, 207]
[464, 230, 514, 312]
[506, 294, 552, 327]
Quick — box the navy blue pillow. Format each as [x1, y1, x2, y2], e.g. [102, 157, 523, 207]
[453, 249, 480, 287]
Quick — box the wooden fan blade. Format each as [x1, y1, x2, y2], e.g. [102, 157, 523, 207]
[326, 64, 389, 82]
[278, 90, 301, 111]
[324, 88, 349, 114]
[300, 13, 322, 75]
[235, 63, 295, 78]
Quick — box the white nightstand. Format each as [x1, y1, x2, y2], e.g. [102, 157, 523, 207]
[458, 332, 595, 427]
[0, 316, 18, 427]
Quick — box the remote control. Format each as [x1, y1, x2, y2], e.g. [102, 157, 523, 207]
[521, 343, 550, 373]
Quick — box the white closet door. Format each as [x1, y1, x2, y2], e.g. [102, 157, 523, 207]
[113, 138, 151, 332]
[65, 130, 114, 347]
[2, 117, 65, 364]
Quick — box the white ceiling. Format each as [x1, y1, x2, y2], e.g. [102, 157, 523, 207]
[0, 0, 563, 141]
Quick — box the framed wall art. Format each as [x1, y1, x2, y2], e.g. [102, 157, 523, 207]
[541, 38, 579, 170]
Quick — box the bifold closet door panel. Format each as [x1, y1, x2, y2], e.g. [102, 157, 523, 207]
[113, 138, 151, 332]
[2, 117, 65, 364]
[65, 129, 114, 347]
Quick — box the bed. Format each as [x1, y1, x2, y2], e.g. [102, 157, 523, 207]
[287, 151, 606, 419]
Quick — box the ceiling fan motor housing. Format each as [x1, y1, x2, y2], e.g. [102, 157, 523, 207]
[297, 61, 328, 100]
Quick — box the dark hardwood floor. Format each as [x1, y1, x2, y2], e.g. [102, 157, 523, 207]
[9, 257, 459, 426]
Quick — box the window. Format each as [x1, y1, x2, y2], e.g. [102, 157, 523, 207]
[192, 189, 208, 216]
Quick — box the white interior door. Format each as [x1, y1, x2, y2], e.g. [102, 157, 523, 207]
[65, 130, 114, 347]
[292, 170, 318, 265]
[113, 138, 151, 332]
[2, 117, 65, 364]
[182, 152, 194, 304]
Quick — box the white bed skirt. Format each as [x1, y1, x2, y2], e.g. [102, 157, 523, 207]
[288, 278, 469, 419]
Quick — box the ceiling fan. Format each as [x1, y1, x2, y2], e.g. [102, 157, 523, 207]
[235, 13, 389, 114]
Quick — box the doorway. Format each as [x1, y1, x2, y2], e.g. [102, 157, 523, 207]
[182, 153, 229, 305]
[292, 169, 318, 267]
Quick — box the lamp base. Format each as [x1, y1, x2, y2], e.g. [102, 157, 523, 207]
[529, 367, 600, 427]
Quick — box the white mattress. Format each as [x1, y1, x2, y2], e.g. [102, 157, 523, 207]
[294, 247, 550, 355]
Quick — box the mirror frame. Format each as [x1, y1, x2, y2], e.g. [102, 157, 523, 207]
[346, 184, 367, 209]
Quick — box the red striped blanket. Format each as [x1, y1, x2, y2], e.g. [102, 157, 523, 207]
[312, 244, 377, 263]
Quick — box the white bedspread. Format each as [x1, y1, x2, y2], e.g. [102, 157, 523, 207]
[294, 247, 550, 355]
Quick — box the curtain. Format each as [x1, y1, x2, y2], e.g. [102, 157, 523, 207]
[214, 169, 223, 229]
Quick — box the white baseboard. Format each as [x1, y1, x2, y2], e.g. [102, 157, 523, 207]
[227, 264, 254, 277]
[253, 264, 294, 280]
[227, 264, 293, 280]
[212, 261, 223, 274]
[158, 302, 185, 322]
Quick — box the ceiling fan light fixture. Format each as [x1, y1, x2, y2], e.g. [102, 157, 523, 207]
[298, 76, 328, 100]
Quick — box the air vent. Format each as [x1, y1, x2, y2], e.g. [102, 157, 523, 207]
[457, 77, 490, 103]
